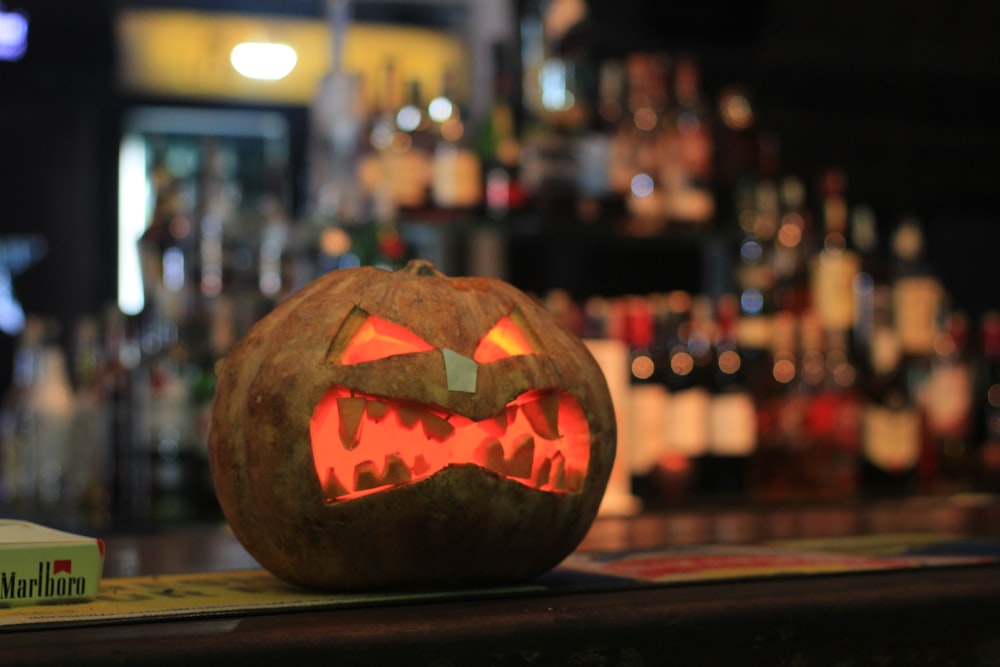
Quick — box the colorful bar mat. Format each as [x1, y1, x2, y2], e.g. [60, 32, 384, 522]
[2, 532, 998, 630]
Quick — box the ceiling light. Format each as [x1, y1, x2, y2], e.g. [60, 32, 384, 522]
[230, 42, 298, 81]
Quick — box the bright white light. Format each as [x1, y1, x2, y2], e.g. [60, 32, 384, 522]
[541, 59, 574, 111]
[118, 134, 148, 316]
[428, 96, 453, 123]
[0, 6, 28, 62]
[230, 42, 298, 81]
[395, 105, 422, 132]
[630, 173, 654, 198]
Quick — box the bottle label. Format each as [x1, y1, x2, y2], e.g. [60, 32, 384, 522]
[432, 145, 482, 209]
[628, 384, 670, 474]
[812, 249, 860, 331]
[737, 314, 773, 350]
[666, 386, 709, 457]
[862, 404, 920, 472]
[385, 150, 431, 208]
[924, 363, 972, 436]
[708, 391, 758, 456]
[894, 276, 943, 355]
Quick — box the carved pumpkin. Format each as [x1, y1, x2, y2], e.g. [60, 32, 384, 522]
[208, 259, 616, 591]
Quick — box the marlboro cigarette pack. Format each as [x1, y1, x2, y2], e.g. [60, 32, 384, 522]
[0, 519, 105, 607]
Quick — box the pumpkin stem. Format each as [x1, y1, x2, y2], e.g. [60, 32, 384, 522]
[402, 259, 444, 277]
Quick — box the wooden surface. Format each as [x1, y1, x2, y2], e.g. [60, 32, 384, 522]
[3, 496, 1000, 666]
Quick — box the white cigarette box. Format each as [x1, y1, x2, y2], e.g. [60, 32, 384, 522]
[0, 519, 105, 607]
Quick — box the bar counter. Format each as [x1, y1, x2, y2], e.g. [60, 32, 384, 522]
[4, 496, 1000, 666]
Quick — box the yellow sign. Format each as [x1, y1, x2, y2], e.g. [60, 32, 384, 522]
[116, 9, 469, 106]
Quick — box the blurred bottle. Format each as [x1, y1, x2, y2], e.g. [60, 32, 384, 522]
[661, 54, 715, 227]
[805, 324, 862, 500]
[431, 68, 483, 216]
[391, 78, 435, 216]
[662, 292, 711, 497]
[810, 169, 860, 336]
[889, 217, 945, 488]
[358, 58, 403, 223]
[476, 42, 525, 222]
[772, 175, 814, 314]
[755, 310, 802, 502]
[71, 315, 112, 528]
[0, 316, 44, 510]
[714, 83, 759, 203]
[849, 204, 882, 374]
[923, 309, 975, 493]
[705, 293, 757, 498]
[0, 317, 76, 522]
[859, 286, 921, 496]
[976, 311, 1000, 492]
[622, 295, 672, 506]
[103, 308, 149, 529]
[616, 52, 670, 234]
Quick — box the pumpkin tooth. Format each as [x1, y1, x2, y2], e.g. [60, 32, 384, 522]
[412, 454, 431, 477]
[550, 452, 567, 491]
[480, 410, 508, 438]
[420, 411, 455, 442]
[322, 467, 350, 500]
[566, 465, 585, 492]
[337, 397, 367, 450]
[353, 460, 381, 491]
[521, 393, 561, 440]
[533, 456, 552, 489]
[397, 405, 422, 430]
[506, 434, 535, 479]
[381, 453, 412, 486]
[473, 437, 506, 473]
[366, 400, 389, 422]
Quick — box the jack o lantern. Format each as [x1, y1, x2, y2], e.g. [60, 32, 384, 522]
[208, 259, 616, 590]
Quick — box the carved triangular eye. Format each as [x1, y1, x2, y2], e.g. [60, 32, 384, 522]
[473, 309, 541, 364]
[340, 314, 435, 365]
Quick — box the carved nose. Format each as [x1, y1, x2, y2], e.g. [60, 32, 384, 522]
[442, 349, 477, 393]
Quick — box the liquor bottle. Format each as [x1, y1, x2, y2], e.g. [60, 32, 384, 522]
[923, 309, 975, 493]
[755, 309, 802, 502]
[889, 217, 945, 488]
[579, 296, 642, 516]
[810, 169, 861, 335]
[391, 78, 435, 216]
[358, 59, 402, 221]
[476, 42, 525, 222]
[70, 316, 112, 528]
[662, 292, 711, 499]
[705, 293, 757, 498]
[431, 68, 482, 216]
[976, 311, 1000, 492]
[772, 175, 814, 314]
[859, 286, 922, 496]
[713, 83, 759, 201]
[0, 316, 44, 510]
[574, 58, 622, 224]
[623, 295, 670, 506]
[616, 52, 670, 233]
[849, 204, 883, 372]
[661, 54, 715, 226]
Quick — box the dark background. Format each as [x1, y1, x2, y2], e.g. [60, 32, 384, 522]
[1, 0, 999, 389]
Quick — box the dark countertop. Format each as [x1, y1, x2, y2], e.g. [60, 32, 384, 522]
[4, 496, 1000, 666]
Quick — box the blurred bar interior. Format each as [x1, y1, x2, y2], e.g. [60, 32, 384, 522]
[1, 0, 999, 532]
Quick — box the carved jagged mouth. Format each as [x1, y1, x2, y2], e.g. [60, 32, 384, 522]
[309, 386, 592, 502]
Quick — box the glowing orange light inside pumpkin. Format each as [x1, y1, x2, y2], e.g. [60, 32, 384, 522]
[310, 387, 591, 502]
[341, 315, 435, 365]
[473, 315, 538, 363]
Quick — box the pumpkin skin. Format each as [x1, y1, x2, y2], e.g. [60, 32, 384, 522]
[208, 259, 616, 591]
